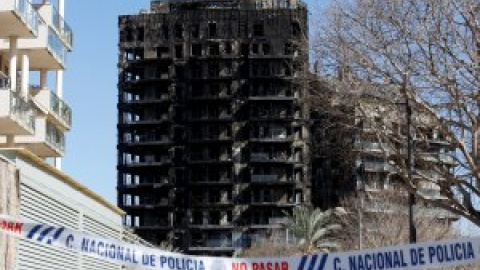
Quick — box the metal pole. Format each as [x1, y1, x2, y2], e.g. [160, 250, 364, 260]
[357, 163, 365, 249]
[358, 195, 364, 249]
[404, 75, 417, 243]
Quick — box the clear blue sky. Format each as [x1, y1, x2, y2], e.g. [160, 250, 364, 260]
[62, 0, 326, 205]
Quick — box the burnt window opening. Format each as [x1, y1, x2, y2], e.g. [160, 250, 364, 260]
[122, 27, 134, 42]
[238, 22, 248, 38]
[175, 66, 185, 80]
[175, 45, 184, 59]
[124, 48, 143, 61]
[157, 46, 170, 58]
[191, 24, 200, 38]
[285, 42, 294, 55]
[292, 21, 302, 37]
[208, 63, 220, 77]
[224, 62, 233, 75]
[224, 42, 232, 55]
[192, 63, 203, 78]
[241, 43, 249, 56]
[262, 43, 271, 55]
[208, 22, 217, 38]
[209, 43, 220, 56]
[253, 22, 265, 37]
[162, 24, 169, 40]
[252, 43, 260, 55]
[137, 27, 144, 42]
[174, 24, 184, 39]
[283, 62, 292, 76]
[192, 44, 202, 56]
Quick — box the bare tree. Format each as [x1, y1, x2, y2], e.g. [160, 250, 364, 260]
[314, 0, 480, 226]
[339, 190, 454, 251]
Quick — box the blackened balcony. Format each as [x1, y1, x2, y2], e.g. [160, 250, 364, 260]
[188, 132, 232, 143]
[120, 113, 173, 126]
[123, 198, 173, 211]
[136, 222, 173, 231]
[122, 93, 173, 105]
[190, 176, 233, 186]
[250, 197, 296, 207]
[188, 91, 232, 101]
[249, 133, 293, 143]
[188, 152, 233, 164]
[250, 111, 295, 121]
[250, 152, 295, 163]
[188, 111, 233, 122]
[122, 134, 172, 147]
[121, 156, 173, 168]
[120, 177, 173, 190]
[250, 175, 294, 184]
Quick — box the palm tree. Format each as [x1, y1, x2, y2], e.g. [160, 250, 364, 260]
[283, 206, 346, 254]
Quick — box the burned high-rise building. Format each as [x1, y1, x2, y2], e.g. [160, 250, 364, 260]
[117, 0, 309, 255]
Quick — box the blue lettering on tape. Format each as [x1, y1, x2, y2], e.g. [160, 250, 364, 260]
[26, 224, 43, 239]
[307, 255, 318, 270]
[37, 227, 55, 242]
[317, 255, 328, 270]
[297, 255, 308, 270]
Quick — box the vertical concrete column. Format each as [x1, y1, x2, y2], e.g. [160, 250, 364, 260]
[21, 54, 29, 99]
[40, 70, 48, 90]
[55, 69, 64, 170]
[55, 70, 64, 98]
[9, 37, 18, 92]
[6, 136, 14, 147]
[54, 158, 62, 170]
[58, 0, 65, 17]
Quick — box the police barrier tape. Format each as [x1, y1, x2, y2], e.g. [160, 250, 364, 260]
[1, 214, 479, 270]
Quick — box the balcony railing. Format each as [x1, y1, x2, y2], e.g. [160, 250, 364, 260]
[251, 134, 292, 141]
[49, 90, 71, 126]
[189, 153, 232, 162]
[123, 134, 171, 144]
[15, 0, 39, 35]
[9, 91, 35, 132]
[0, 72, 9, 90]
[363, 161, 392, 172]
[269, 217, 290, 224]
[420, 153, 456, 165]
[47, 28, 67, 65]
[51, 5, 73, 48]
[123, 156, 172, 166]
[46, 121, 65, 153]
[205, 239, 233, 248]
[251, 175, 279, 183]
[251, 152, 291, 162]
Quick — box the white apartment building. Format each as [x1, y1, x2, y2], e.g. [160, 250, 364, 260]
[0, 1, 128, 269]
[0, 0, 71, 165]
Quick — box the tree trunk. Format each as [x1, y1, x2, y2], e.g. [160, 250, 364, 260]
[0, 159, 20, 270]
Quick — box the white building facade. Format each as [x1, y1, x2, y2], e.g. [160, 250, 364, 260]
[0, 0, 71, 168]
[0, 1, 128, 270]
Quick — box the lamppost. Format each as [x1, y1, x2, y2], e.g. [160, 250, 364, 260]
[402, 74, 417, 244]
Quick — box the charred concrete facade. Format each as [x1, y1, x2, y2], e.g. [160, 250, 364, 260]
[117, 0, 310, 255]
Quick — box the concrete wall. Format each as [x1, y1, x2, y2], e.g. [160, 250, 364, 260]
[0, 158, 19, 270]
